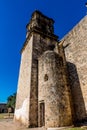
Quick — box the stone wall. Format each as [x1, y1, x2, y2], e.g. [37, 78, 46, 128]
[14, 30, 58, 127]
[29, 32, 58, 127]
[62, 16, 87, 121]
[14, 36, 33, 126]
[38, 50, 72, 127]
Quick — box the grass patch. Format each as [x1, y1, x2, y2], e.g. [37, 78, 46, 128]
[0, 113, 14, 119]
[66, 128, 86, 130]
[0, 113, 7, 119]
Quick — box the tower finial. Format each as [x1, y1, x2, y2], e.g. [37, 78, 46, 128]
[85, 2, 87, 15]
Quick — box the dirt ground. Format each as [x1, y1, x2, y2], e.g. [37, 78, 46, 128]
[0, 119, 87, 130]
[0, 119, 29, 130]
[0, 119, 46, 130]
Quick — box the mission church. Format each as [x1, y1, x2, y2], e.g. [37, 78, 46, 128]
[14, 11, 87, 128]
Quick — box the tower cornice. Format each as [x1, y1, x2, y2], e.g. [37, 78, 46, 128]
[21, 27, 58, 53]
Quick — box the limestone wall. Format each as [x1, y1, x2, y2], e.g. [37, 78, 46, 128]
[14, 35, 33, 126]
[29, 33, 58, 127]
[15, 31, 58, 127]
[38, 50, 72, 127]
[62, 16, 87, 121]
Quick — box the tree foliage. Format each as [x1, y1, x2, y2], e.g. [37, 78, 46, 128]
[7, 93, 16, 109]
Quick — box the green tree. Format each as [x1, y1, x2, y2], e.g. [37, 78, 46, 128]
[7, 93, 16, 110]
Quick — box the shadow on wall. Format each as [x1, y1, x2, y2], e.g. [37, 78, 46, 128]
[67, 62, 87, 125]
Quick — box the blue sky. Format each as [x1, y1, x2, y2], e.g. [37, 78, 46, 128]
[0, 0, 86, 103]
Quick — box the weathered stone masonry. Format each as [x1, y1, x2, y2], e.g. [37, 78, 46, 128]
[14, 11, 87, 127]
[62, 16, 87, 122]
[38, 49, 72, 127]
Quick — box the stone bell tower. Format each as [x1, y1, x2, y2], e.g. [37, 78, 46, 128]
[14, 10, 58, 127]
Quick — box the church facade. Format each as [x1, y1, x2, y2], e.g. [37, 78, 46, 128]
[14, 11, 87, 128]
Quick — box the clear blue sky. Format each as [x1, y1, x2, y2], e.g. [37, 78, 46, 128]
[0, 0, 86, 103]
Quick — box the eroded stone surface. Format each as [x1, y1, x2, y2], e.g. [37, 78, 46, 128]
[38, 50, 72, 127]
[62, 15, 87, 121]
[15, 11, 87, 128]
